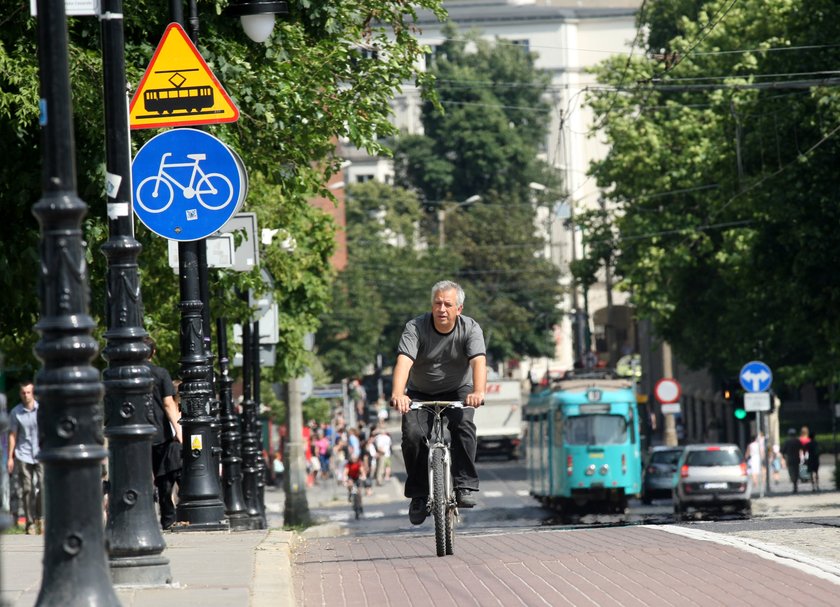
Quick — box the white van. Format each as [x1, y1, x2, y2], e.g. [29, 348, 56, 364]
[473, 380, 524, 459]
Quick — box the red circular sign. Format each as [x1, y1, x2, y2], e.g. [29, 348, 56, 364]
[654, 378, 681, 404]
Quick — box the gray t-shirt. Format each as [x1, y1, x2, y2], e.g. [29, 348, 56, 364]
[397, 313, 486, 395]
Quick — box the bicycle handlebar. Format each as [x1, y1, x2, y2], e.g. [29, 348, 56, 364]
[409, 401, 464, 410]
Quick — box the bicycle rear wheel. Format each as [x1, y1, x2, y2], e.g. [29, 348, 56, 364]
[432, 448, 446, 557]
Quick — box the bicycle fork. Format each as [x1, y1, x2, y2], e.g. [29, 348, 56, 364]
[426, 442, 454, 509]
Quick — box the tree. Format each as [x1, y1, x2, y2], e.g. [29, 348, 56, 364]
[586, 0, 840, 383]
[0, 1, 446, 384]
[391, 24, 564, 366]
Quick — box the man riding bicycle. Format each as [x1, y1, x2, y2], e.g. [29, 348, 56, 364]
[390, 280, 487, 525]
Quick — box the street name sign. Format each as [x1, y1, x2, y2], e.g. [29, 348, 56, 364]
[739, 361, 772, 393]
[129, 23, 239, 129]
[744, 392, 771, 412]
[132, 128, 244, 241]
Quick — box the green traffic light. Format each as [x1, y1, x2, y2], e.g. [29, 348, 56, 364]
[734, 408, 747, 420]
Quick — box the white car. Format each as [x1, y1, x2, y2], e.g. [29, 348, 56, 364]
[672, 444, 751, 520]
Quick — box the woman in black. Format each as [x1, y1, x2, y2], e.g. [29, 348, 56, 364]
[806, 431, 820, 491]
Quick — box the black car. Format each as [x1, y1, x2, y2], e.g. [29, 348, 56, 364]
[641, 446, 684, 504]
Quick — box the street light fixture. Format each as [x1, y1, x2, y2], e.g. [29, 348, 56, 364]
[438, 194, 480, 247]
[225, 0, 290, 43]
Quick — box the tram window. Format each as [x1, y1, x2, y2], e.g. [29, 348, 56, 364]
[564, 415, 627, 445]
[553, 410, 564, 443]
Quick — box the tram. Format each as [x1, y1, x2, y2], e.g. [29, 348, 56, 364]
[524, 372, 642, 515]
[144, 85, 215, 115]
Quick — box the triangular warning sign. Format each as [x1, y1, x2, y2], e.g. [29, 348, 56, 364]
[129, 23, 239, 130]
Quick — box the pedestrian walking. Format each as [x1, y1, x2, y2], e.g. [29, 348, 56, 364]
[144, 337, 183, 530]
[806, 431, 820, 491]
[745, 434, 763, 490]
[7, 381, 42, 534]
[781, 428, 802, 493]
[272, 452, 284, 488]
[373, 429, 392, 485]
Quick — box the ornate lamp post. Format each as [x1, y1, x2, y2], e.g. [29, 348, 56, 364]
[240, 320, 265, 528]
[32, 1, 119, 603]
[100, 0, 171, 584]
[216, 317, 251, 530]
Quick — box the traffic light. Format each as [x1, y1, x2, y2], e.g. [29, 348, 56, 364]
[734, 407, 747, 420]
[722, 379, 746, 420]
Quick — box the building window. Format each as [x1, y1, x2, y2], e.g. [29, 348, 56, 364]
[355, 175, 374, 183]
[509, 39, 530, 54]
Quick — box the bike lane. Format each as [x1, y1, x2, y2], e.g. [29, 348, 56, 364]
[292, 525, 839, 606]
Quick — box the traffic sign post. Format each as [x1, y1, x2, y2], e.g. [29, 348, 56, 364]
[131, 128, 244, 241]
[655, 378, 682, 416]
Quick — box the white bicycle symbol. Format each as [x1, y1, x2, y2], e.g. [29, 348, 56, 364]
[135, 152, 234, 214]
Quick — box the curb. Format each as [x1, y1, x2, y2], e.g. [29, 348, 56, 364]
[252, 530, 297, 607]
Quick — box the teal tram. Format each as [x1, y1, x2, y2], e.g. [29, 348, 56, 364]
[524, 375, 642, 515]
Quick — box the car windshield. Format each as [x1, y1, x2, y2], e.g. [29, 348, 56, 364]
[685, 449, 742, 467]
[651, 450, 682, 465]
[565, 414, 627, 445]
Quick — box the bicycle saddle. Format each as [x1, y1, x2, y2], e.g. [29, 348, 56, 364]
[186, 153, 206, 161]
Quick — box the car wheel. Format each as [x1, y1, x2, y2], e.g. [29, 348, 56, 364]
[673, 502, 684, 522]
[741, 502, 752, 518]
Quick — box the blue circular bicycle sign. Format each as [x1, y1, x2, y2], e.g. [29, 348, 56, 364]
[132, 128, 244, 241]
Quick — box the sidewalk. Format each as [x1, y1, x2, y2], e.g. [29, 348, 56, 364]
[0, 470, 404, 607]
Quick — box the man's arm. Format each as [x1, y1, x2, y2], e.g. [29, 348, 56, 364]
[390, 353, 414, 413]
[6, 431, 16, 475]
[163, 396, 182, 443]
[466, 355, 487, 408]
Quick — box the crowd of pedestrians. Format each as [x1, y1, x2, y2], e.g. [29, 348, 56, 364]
[299, 407, 394, 502]
[744, 426, 822, 495]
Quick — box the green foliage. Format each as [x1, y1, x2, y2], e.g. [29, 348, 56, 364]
[586, 0, 840, 383]
[316, 27, 564, 378]
[0, 1, 445, 380]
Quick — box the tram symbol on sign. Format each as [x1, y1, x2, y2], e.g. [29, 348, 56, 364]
[141, 68, 218, 118]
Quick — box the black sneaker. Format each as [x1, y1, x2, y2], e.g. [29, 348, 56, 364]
[456, 489, 477, 508]
[408, 496, 428, 525]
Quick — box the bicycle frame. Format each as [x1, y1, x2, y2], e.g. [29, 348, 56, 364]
[409, 401, 463, 509]
[153, 153, 206, 197]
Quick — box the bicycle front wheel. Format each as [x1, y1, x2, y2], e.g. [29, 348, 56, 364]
[136, 176, 174, 214]
[196, 172, 234, 210]
[432, 448, 447, 557]
[353, 488, 363, 520]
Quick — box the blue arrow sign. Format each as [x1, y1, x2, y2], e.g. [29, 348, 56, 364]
[132, 128, 244, 241]
[739, 361, 772, 393]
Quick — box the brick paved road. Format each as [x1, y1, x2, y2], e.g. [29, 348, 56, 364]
[293, 526, 839, 606]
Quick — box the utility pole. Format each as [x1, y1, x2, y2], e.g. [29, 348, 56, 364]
[283, 377, 311, 527]
[662, 342, 678, 446]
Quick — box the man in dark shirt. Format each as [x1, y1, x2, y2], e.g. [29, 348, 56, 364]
[144, 337, 183, 529]
[780, 428, 802, 494]
[390, 280, 487, 525]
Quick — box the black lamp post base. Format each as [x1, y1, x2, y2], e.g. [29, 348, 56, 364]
[228, 513, 256, 531]
[110, 555, 173, 586]
[172, 502, 229, 531]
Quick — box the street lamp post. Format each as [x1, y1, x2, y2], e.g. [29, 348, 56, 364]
[99, 0, 171, 584]
[437, 195, 480, 247]
[240, 320, 264, 528]
[216, 317, 251, 530]
[252, 319, 268, 525]
[32, 1, 120, 603]
[168, 0, 227, 532]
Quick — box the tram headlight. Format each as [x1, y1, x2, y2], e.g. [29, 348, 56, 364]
[585, 464, 596, 476]
[599, 464, 609, 476]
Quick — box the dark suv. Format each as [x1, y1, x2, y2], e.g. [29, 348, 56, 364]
[641, 446, 684, 504]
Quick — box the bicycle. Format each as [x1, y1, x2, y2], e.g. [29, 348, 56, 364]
[410, 400, 463, 557]
[347, 477, 364, 520]
[136, 152, 234, 214]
